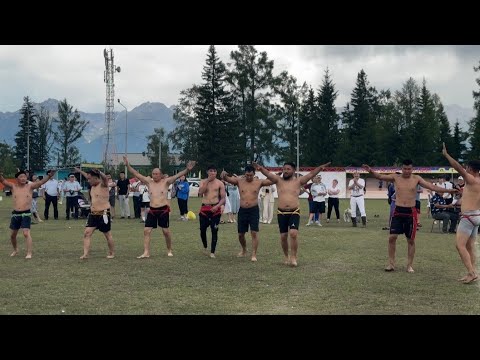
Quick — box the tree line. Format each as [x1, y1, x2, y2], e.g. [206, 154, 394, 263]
[3, 46, 480, 177]
[0, 97, 88, 176]
[169, 45, 480, 174]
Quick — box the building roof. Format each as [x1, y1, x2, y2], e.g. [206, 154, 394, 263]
[110, 153, 151, 166]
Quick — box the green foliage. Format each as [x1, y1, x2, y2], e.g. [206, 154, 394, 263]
[468, 60, 480, 159]
[53, 99, 88, 167]
[0, 142, 17, 176]
[273, 72, 308, 164]
[14, 96, 39, 170]
[227, 45, 276, 165]
[36, 106, 54, 168]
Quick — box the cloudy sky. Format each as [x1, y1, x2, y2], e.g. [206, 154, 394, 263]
[0, 45, 479, 113]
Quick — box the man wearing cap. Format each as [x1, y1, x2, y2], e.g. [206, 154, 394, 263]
[348, 171, 367, 227]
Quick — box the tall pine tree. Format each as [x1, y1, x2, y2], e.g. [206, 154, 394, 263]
[196, 45, 243, 172]
[169, 86, 201, 164]
[14, 96, 39, 171]
[317, 68, 340, 164]
[227, 45, 276, 164]
[273, 72, 307, 164]
[37, 106, 54, 169]
[53, 99, 88, 167]
[342, 70, 377, 166]
[468, 60, 480, 159]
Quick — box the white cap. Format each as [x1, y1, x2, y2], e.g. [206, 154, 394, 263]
[458, 176, 463, 180]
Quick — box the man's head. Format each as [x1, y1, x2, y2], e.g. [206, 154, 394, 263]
[466, 160, 480, 175]
[15, 170, 27, 184]
[119, 171, 125, 180]
[332, 179, 338, 186]
[353, 171, 360, 179]
[87, 169, 100, 186]
[151, 168, 162, 182]
[46, 170, 54, 177]
[401, 159, 413, 177]
[244, 165, 255, 182]
[106, 173, 112, 181]
[207, 165, 217, 180]
[458, 176, 464, 185]
[282, 162, 296, 180]
[68, 173, 76, 182]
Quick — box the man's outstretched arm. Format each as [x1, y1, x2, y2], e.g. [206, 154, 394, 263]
[442, 142, 471, 182]
[300, 162, 331, 185]
[124, 156, 150, 184]
[252, 162, 281, 184]
[362, 164, 395, 182]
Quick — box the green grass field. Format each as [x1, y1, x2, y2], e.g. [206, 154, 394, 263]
[0, 195, 478, 314]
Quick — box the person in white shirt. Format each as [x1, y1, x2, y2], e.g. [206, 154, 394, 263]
[307, 175, 327, 226]
[41, 170, 59, 220]
[327, 179, 341, 223]
[260, 184, 276, 224]
[348, 171, 367, 227]
[63, 173, 82, 220]
[138, 182, 150, 222]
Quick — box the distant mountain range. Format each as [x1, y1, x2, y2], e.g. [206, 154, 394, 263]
[0, 99, 475, 164]
[0, 98, 176, 163]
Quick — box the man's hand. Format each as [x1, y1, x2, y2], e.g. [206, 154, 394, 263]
[186, 160, 196, 171]
[442, 142, 448, 156]
[48, 170, 56, 178]
[362, 164, 372, 173]
[252, 162, 261, 171]
[319, 162, 331, 170]
[220, 170, 228, 179]
[123, 156, 129, 165]
[74, 167, 81, 173]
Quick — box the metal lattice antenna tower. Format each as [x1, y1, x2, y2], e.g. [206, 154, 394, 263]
[103, 47, 121, 167]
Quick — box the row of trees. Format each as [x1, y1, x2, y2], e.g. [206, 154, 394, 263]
[0, 97, 88, 176]
[169, 45, 480, 174]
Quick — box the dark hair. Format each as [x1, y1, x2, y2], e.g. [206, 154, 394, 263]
[402, 159, 413, 166]
[68, 173, 75, 177]
[46, 169, 53, 175]
[119, 171, 125, 175]
[467, 160, 480, 172]
[284, 162, 296, 169]
[15, 171, 26, 178]
[207, 165, 217, 171]
[245, 165, 255, 173]
[87, 169, 100, 178]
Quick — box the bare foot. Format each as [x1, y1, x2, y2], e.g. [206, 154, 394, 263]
[457, 275, 468, 282]
[167, 251, 173, 257]
[290, 258, 298, 267]
[80, 255, 88, 260]
[384, 264, 395, 272]
[38, 219, 43, 223]
[284, 256, 290, 265]
[137, 254, 150, 259]
[210, 253, 216, 258]
[406, 266, 415, 273]
[237, 251, 247, 257]
[251, 255, 257, 262]
[462, 273, 478, 284]
[106, 254, 115, 259]
[25, 254, 32, 259]
[10, 250, 18, 257]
